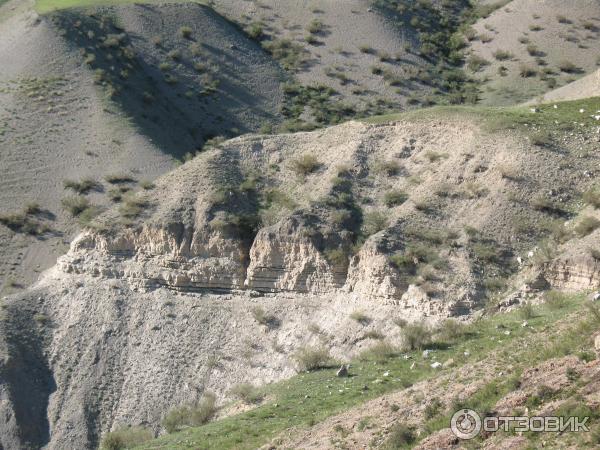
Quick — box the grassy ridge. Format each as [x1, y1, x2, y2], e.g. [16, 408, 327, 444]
[133, 293, 594, 449]
[363, 96, 600, 130]
[35, 0, 204, 14]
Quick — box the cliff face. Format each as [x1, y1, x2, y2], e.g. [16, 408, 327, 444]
[544, 256, 600, 291]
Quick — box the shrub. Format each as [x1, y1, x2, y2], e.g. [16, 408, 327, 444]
[358, 341, 397, 361]
[519, 64, 537, 77]
[384, 190, 408, 208]
[100, 427, 153, 450]
[229, 383, 264, 404]
[583, 187, 600, 208]
[519, 302, 536, 320]
[61, 195, 90, 217]
[424, 398, 444, 419]
[246, 22, 263, 40]
[543, 290, 568, 310]
[250, 306, 280, 328]
[435, 319, 466, 342]
[118, 196, 148, 219]
[350, 310, 371, 325]
[307, 19, 325, 34]
[63, 178, 100, 194]
[105, 174, 136, 184]
[575, 216, 600, 237]
[383, 424, 416, 448]
[493, 49, 512, 61]
[375, 160, 401, 176]
[162, 393, 216, 433]
[294, 346, 331, 371]
[423, 151, 446, 162]
[361, 211, 389, 237]
[140, 180, 155, 190]
[530, 130, 552, 147]
[167, 49, 181, 60]
[262, 38, 306, 71]
[556, 15, 570, 24]
[179, 26, 193, 39]
[402, 322, 431, 351]
[359, 45, 375, 54]
[466, 55, 489, 72]
[290, 154, 320, 176]
[558, 60, 579, 73]
[324, 248, 348, 266]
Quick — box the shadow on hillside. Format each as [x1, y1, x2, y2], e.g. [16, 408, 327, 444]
[51, 4, 282, 159]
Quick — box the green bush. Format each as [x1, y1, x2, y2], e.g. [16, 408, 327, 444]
[229, 383, 264, 404]
[63, 177, 100, 194]
[382, 424, 416, 448]
[250, 306, 279, 327]
[543, 290, 568, 310]
[179, 26, 193, 39]
[519, 302, 536, 320]
[350, 310, 371, 325]
[361, 211, 389, 237]
[384, 190, 408, 208]
[162, 393, 216, 433]
[290, 154, 320, 176]
[519, 64, 537, 77]
[492, 49, 512, 61]
[100, 426, 153, 450]
[61, 195, 91, 217]
[246, 22, 263, 40]
[583, 187, 600, 208]
[358, 341, 398, 361]
[558, 60, 579, 73]
[466, 55, 489, 72]
[307, 19, 325, 34]
[401, 322, 431, 351]
[105, 174, 136, 184]
[575, 216, 600, 237]
[435, 319, 466, 342]
[294, 346, 331, 371]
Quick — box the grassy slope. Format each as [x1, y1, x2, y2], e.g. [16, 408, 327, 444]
[35, 0, 204, 13]
[364, 96, 600, 130]
[134, 293, 596, 450]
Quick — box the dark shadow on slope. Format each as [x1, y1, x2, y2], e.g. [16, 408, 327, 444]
[0, 296, 56, 449]
[49, 3, 284, 159]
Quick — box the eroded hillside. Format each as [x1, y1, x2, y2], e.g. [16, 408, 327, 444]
[2, 98, 600, 449]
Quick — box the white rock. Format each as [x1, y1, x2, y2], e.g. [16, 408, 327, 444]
[464, 351, 470, 357]
[383, 371, 390, 377]
[431, 362, 442, 369]
[410, 362, 416, 370]
[580, 109, 586, 113]
[422, 350, 431, 359]
[504, 330, 511, 335]
[522, 321, 528, 327]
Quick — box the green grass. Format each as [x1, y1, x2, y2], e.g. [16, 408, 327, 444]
[35, 0, 205, 14]
[363, 97, 600, 133]
[135, 294, 593, 450]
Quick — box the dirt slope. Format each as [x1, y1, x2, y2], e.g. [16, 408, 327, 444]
[527, 69, 600, 104]
[467, 0, 600, 105]
[0, 0, 283, 293]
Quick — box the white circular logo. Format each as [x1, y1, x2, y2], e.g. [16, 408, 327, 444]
[451, 409, 482, 440]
